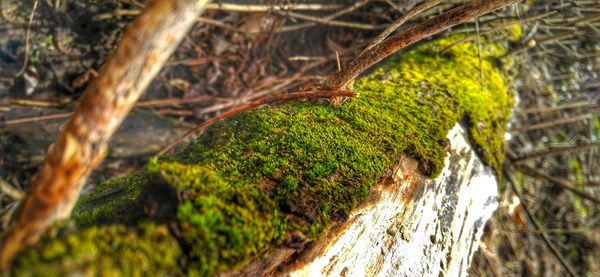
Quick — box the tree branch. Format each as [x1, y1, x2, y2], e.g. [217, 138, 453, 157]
[322, 0, 521, 89]
[0, 0, 211, 269]
[512, 141, 600, 163]
[513, 163, 600, 204]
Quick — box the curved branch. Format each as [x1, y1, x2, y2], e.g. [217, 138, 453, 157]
[322, 0, 520, 89]
[0, 0, 210, 269]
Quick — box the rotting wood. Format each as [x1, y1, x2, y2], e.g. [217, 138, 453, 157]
[0, 0, 211, 269]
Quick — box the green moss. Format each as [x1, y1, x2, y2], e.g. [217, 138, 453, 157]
[14, 224, 182, 276]
[157, 37, 511, 274]
[72, 172, 149, 226]
[15, 37, 513, 275]
[506, 24, 523, 41]
[150, 161, 281, 275]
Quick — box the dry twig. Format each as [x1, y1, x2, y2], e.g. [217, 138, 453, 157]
[512, 142, 600, 163]
[275, 10, 380, 30]
[15, 0, 39, 77]
[323, 0, 521, 89]
[205, 3, 341, 12]
[510, 114, 592, 133]
[0, 0, 211, 269]
[276, 0, 371, 33]
[513, 162, 600, 204]
[360, 0, 443, 55]
[517, 101, 595, 114]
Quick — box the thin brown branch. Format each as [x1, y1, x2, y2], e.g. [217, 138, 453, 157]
[92, 8, 241, 34]
[512, 142, 600, 163]
[501, 227, 600, 234]
[157, 90, 357, 156]
[15, 0, 39, 77]
[275, 10, 380, 30]
[323, 0, 521, 89]
[276, 0, 371, 33]
[93, 3, 343, 21]
[205, 3, 342, 12]
[517, 101, 594, 114]
[1, 112, 73, 126]
[439, 11, 557, 54]
[510, 114, 592, 133]
[134, 95, 217, 108]
[0, 0, 211, 269]
[0, 96, 218, 126]
[512, 163, 600, 204]
[360, 0, 443, 55]
[0, 98, 67, 109]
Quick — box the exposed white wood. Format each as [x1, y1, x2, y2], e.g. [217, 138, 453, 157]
[289, 124, 499, 276]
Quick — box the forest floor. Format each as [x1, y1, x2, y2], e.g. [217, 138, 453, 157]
[0, 0, 598, 276]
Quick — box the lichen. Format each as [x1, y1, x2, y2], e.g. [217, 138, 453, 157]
[13, 37, 513, 275]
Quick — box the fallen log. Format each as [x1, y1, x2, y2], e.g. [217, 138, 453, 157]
[11, 37, 514, 275]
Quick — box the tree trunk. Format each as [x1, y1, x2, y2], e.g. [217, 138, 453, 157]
[284, 125, 498, 276]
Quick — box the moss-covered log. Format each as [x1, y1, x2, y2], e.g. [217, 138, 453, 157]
[12, 37, 514, 276]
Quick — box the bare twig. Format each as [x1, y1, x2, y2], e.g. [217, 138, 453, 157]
[323, 0, 521, 89]
[0, 98, 68, 109]
[360, 0, 443, 55]
[1, 112, 73, 126]
[92, 9, 240, 33]
[95, 2, 342, 20]
[512, 162, 600, 204]
[275, 10, 380, 30]
[157, 90, 357, 156]
[205, 3, 341, 12]
[276, 0, 371, 33]
[0, 0, 211, 269]
[15, 0, 39, 77]
[452, 11, 556, 33]
[501, 227, 600, 234]
[0, 180, 24, 201]
[512, 142, 600, 163]
[517, 101, 594, 114]
[510, 114, 591, 133]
